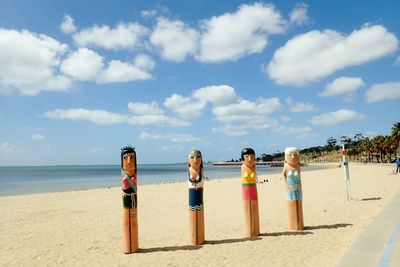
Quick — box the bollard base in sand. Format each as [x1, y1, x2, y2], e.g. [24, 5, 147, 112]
[287, 201, 304, 231]
[243, 200, 260, 238]
[123, 208, 139, 253]
[189, 210, 205, 245]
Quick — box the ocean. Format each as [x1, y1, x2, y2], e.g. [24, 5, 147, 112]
[0, 163, 322, 196]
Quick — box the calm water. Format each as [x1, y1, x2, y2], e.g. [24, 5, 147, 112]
[0, 163, 322, 196]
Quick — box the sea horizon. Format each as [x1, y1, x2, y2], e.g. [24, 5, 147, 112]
[0, 162, 188, 168]
[0, 163, 327, 197]
[0, 162, 325, 197]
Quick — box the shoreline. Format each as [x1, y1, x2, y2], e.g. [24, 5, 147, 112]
[0, 163, 331, 197]
[1, 164, 399, 266]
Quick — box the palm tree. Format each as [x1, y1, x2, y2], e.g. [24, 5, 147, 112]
[383, 135, 393, 162]
[372, 135, 386, 162]
[352, 134, 364, 161]
[385, 136, 398, 162]
[357, 137, 372, 162]
[391, 122, 400, 158]
[359, 137, 372, 163]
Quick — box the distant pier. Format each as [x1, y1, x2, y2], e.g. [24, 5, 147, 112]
[212, 161, 284, 167]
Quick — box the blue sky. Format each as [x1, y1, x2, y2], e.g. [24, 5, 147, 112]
[0, 0, 399, 166]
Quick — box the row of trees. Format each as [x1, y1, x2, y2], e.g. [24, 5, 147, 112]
[255, 122, 400, 163]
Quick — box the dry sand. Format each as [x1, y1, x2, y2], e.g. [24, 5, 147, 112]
[1, 164, 399, 266]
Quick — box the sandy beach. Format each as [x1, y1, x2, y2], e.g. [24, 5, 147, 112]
[1, 164, 399, 266]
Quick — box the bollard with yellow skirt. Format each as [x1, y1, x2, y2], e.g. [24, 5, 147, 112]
[241, 148, 260, 238]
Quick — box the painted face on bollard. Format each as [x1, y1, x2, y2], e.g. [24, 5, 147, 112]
[123, 153, 136, 175]
[286, 152, 299, 166]
[243, 154, 255, 168]
[189, 152, 202, 170]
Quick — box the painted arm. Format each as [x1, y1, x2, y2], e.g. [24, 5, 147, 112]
[282, 164, 287, 180]
[282, 165, 290, 191]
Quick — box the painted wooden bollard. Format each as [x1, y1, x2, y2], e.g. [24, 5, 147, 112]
[188, 149, 205, 245]
[121, 146, 139, 253]
[282, 147, 304, 231]
[241, 148, 260, 238]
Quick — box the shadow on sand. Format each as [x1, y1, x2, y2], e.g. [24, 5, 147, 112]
[206, 236, 261, 245]
[304, 223, 353, 230]
[260, 231, 313, 237]
[138, 223, 352, 253]
[139, 237, 262, 253]
[139, 245, 201, 253]
[351, 197, 382, 201]
[360, 197, 382, 201]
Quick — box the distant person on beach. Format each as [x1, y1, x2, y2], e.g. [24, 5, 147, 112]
[396, 157, 400, 174]
[121, 146, 139, 253]
[282, 147, 304, 231]
[241, 148, 260, 237]
[188, 149, 205, 245]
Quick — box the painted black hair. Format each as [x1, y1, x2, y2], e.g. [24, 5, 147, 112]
[241, 147, 255, 161]
[120, 145, 137, 171]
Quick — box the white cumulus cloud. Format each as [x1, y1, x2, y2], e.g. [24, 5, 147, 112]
[164, 94, 206, 119]
[100, 60, 152, 82]
[164, 85, 243, 120]
[60, 48, 104, 80]
[150, 18, 199, 62]
[212, 116, 278, 136]
[44, 106, 189, 127]
[211, 97, 280, 135]
[289, 3, 310, 26]
[128, 101, 164, 115]
[60, 48, 154, 83]
[133, 54, 155, 71]
[365, 82, 400, 103]
[44, 108, 126, 125]
[60, 15, 77, 34]
[164, 86, 282, 135]
[320, 76, 364, 97]
[192, 85, 239, 106]
[213, 98, 282, 123]
[311, 109, 366, 126]
[0, 28, 71, 95]
[72, 22, 148, 50]
[267, 25, 399, 86]
[286, 97, 318, 112]
[197, 2, 286, 62]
